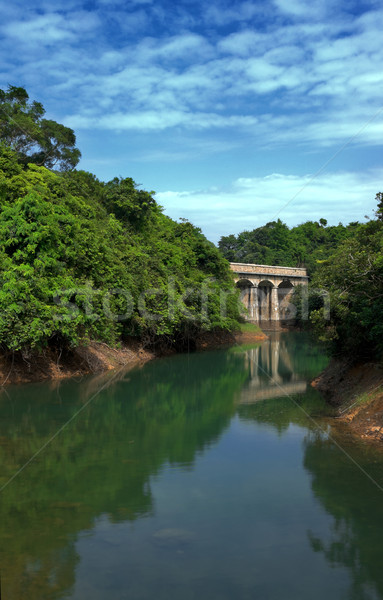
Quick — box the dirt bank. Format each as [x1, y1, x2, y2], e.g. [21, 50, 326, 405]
[0, 340, 155, 386]
[312, 359, 383, 442]
[0, 328, 268, 386]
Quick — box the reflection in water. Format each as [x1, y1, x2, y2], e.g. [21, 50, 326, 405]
[303, 432, 383, 600]
[238, 334, 308, 403]
[0, 334, 383, 599]
[0, 350, 246, 599]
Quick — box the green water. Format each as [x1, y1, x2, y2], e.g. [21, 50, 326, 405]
[1, 332, 383, 600]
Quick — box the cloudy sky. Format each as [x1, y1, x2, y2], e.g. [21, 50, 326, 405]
[1, 0, 382, 242]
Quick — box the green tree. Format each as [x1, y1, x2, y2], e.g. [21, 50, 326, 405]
[218, 218, 358, 275]
[310, 218, 383, 358]
[218, 234, 239, 261]
[0, 85, 81, 170]
[375, 192, 383, 220]
[103, 177, 158, 226]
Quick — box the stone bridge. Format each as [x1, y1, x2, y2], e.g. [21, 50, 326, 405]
[230, 262, 308, 324]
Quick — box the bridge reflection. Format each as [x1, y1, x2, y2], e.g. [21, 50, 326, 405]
[238, 334, 307, 404]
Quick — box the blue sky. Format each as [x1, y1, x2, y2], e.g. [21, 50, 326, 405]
[1, 0, 382, 242]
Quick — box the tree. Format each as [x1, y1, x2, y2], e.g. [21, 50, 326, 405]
[218, 234, 238, 261]
[375, 192, 383, 220]
[0, 85, 81, 171]
[309, 217, 383, 358]
[103, 177, 158, 226]
[218, 218, 356, 275]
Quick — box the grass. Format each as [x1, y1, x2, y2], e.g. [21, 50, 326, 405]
[341, 386, 382, 415]
[237, 322, 263, 334]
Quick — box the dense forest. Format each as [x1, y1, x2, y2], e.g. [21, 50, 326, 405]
[219, 203, 383, 361]
[218, 218, 361, 276]
[308, 210, 383, 359]
[0, 86, 241, 356]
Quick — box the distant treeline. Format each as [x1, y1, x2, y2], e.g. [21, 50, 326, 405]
[218, 218, 360, 275]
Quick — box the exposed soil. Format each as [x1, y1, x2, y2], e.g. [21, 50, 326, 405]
[312, 359, 383, 442]
[0, 340, 154, 386]
[232, 330, 268, 345]
[0, 328, 268, 386]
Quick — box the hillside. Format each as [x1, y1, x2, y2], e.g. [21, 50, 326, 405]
[0, 146, 241, 370]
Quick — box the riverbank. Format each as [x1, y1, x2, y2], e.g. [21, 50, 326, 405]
[312, 359, 383, 442]
[0, 340, 155, 386]
[0, 325, 268, 386]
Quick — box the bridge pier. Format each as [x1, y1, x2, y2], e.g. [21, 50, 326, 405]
[270, 286, 279, 321]
[249, 286, 258, 320]
[259, 285, 270, 321]
[253, 287, 259, 321]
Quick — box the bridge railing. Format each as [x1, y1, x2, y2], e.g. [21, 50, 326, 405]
[229, 262, 308, 278]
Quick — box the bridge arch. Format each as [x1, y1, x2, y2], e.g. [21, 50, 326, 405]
[277, 280, 295, 320]
[236, 278, 256, 318]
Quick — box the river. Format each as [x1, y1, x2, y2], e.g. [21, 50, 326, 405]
[1, 332, 383, 599]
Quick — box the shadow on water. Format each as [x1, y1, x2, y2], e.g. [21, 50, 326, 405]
[0, 332, 383, 599]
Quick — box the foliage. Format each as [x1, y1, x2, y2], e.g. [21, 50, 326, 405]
[0, 85, 81, 170]
[0, 146, 240, 352]
[236, 322, 263, 334]
[308, 217, 383, 359]
[218, 218, 360, 275]
[375, 192, 383, 221]
[104, 176, 159, 226]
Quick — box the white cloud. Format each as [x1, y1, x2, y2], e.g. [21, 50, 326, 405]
[3, 10, 101, 45]
[218, 30, 262, 55]
[138, 33, 212, 61]
[97, 0, 153, 5]
[273, 0, 327, 17]
[204, 1, 264, 26]
[66, 109, 258, 131]
[157, 170, 382, 243]
[5, 14, 73, 43]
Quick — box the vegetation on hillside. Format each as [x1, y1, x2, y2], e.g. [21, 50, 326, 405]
[219, 218, 360, 275]
[0, 87, 241, 355]
[308, 211, 383, 359]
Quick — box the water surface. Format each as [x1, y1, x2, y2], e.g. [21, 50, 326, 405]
[1, 333, 383, 599]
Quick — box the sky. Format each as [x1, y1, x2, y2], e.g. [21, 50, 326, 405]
[1, 0, 383, 243]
